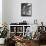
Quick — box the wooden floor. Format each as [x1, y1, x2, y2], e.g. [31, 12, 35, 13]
[31, 40, 46, 46]
[40, 45, 46, 46]
[0, 44, 46, 46]
[0, 44, 4, 46]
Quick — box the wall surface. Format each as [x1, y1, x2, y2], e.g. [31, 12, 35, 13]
[2, 0, 46, 26]
[2, 0, 8, 24]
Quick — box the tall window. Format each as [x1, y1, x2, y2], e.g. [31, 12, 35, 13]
[0, 0, 2, 27]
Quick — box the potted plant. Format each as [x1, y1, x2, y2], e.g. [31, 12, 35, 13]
[0, 23, 9, 44]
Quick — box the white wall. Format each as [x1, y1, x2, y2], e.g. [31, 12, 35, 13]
[2, 0, 46, 26]
[2, 0, 8, 24]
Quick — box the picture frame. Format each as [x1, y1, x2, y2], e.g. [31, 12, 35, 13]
[21, 3, 32, 16]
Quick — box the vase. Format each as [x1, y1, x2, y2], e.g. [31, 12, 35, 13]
[0, 38, 5, 44]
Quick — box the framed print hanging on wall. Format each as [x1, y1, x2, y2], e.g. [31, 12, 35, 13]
[21, 3, 32, 16]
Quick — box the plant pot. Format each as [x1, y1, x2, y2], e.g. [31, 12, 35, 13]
[0, 38, 5, 44]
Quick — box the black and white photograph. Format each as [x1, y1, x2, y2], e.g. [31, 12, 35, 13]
[21, 3, 32, 16]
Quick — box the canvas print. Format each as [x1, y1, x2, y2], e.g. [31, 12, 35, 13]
[21, 3, 32, 16]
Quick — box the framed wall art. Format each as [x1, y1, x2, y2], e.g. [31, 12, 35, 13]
[21, 3, 32, 16]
